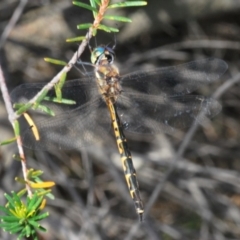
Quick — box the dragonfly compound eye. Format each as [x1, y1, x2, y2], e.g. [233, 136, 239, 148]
[91, 47, 104, 64]
[91, 46, 115, 65]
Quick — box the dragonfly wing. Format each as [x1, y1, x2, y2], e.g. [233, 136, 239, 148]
[117, 93, 221, 135]
[11, 79, 113, 150]
[121, 58, 227, 96]
[11, 78, 99, 109]
[16, 98, 114, 150]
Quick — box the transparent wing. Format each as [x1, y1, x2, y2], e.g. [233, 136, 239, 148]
[11, 78, 99, 110]
[10, 58, 227, 149]
[121, 58, 227, 96]
[11, 79, 113, 150]
[117, 93, 221, 135]
[16, 99, 113, 150]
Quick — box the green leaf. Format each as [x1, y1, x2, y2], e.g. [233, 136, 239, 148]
[30, 196, 43, 212]
[31, 176, 41, 182]
[66, 36, 86, 42]
[30, 170, 44, 178]
[46, 191, 55, 200]
[77, 23, 93, 30]
[0, 137, 17, 146]
[3, 223, 22, 231]
[104, 15, 132, 22]
[72, 1, 97, 12]
[54, 72, 67, 101]
[16, 103, 33, 115]
[44, 96, 76, 105]
[33, 89, 49, 109]
[33, 235, 39, 240]
[0, 222, 15, 228]
[92, 28, 97, 36]
[30, 212, 49, 222]
[0, 205, 11, 214]
[19, 218, 25, 225]
[98, 24, 119, 33]
[1, 215, 18, 222]
[4, 193, 16, 209]
[108, 1, 147, 8]
[35, 189, 51, 197]
[13, 120, 20, 136]
[25, 224, 31, 237]
[8, 226, 24, 234]
[0, 222, 13, 228]
[13, 103, 24, 109]
[90, 0, 98, 7]
[15, 177, 26, 184]
[17, 189, 27, 198]
[26, 193, 39, 213]
[18, 228, 27, 239]
[54, 86, 62, 102]
[12, 192, 22, 207]
[28, 220, 40, 228]
[44, 58, 67, 66]
[35, 104, 55, 116]
[38, 225, 47, 232]
[93, 0, 100, 5]
[42, 191, 54, 199]
[89, 0, 98, 17]
[27, 168, 35, 178]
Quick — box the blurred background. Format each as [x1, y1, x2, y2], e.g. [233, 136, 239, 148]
[1, 0, 240, 239]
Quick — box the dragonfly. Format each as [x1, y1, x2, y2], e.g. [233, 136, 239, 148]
[11, 46, 228, 221]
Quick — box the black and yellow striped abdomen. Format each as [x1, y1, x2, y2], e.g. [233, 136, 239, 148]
[107, 100, 144, 220]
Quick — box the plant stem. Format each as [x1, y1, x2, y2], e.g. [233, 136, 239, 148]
[0, 66, 32, 196]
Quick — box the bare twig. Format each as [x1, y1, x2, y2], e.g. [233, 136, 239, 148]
[213, 72, 240, 99]
[0, 66, 32, 196]
[126, 40, 240, 66]
[0, 0, 28, 50]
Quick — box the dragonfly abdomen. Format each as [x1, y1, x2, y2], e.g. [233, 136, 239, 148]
[107, 100, 144, 220]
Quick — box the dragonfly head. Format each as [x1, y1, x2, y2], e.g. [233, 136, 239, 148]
[91, 46, 115, 65]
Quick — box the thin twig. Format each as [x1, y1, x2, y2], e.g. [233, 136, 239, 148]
[0, 66, 32, 196]
[126, 39, 240, 65]
[213, 72, 240, 99]
[0, 0, 28, 50]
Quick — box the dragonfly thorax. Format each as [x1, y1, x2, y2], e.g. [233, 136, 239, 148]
[91, 46, 121, 102]
[95, 63, 122, 103]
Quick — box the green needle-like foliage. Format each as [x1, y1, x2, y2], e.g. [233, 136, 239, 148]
[67, 0, 147, 42]
[0, 192, 48, 240]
